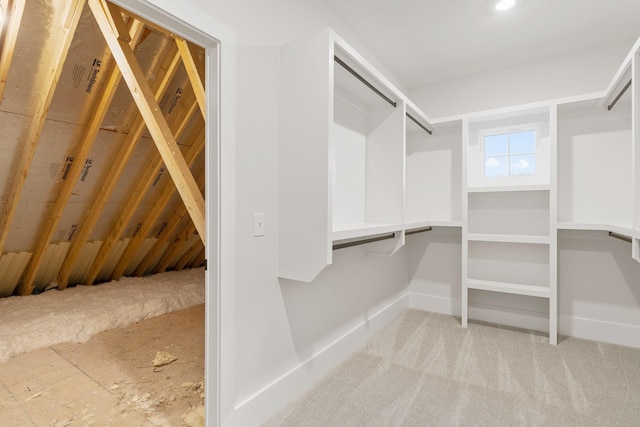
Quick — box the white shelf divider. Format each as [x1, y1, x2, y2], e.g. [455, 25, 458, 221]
[462, 106, 557, 344]
[467, 233, 550, 245]
[467, 278, 551, 298]
[467, 184, 550, 193]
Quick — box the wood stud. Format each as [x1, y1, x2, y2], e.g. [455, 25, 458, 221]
[89, 0, 206, 248]
[56, 46, 184, 289]
[0, 0, 27, 102]
[0, 0, 86, 259]
[16, 20, 146, 296]
[133, 171, 205, 276]
[82, 96, 199, 286]
[176, 36, 206, 118]
[109, 125, 204, 280]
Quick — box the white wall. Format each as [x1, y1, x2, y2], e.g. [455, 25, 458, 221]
[412, 42, 630, 120]
[234, 45, 411, 425]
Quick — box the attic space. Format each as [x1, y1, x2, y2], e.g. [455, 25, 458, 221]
[0, 0, 207, 297]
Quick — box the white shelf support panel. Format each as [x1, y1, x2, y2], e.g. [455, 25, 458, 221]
[633, 48, 640, 263]
[549, 103, 559, 346]
[467, 279, 551, 299]
[461, 118, 470, 329]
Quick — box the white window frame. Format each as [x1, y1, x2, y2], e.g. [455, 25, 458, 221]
[482, 127, 538, 179]
[470, 121, 549, 188]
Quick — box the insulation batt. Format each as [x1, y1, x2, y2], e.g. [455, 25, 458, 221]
[0, 268, 204, 363]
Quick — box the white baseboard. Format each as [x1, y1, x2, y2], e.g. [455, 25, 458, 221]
[410, 291, 640, 348]
[409, 292, 455, 315]
[560, 315, 640, 348]
[233, 293, 410, 426]
[409, 292, 548, 332]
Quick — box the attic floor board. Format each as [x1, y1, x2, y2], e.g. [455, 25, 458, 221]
[0, 304, 205, 426]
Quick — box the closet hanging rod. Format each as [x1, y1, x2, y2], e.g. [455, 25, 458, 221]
[608, 231, 632, 244]
[332, 232, 396, 250]
[607, 79, 632, 111]
[405, 226, 432, 236]
[334, 55, 397, 108]
[406, 113, 433, 135]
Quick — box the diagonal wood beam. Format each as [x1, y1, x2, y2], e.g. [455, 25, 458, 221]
[15, 19, 146, 296]
[189, 247, 206, 269]
[89, 0, 205, 245]
[56, 46, 183, 290]
[174, 239, 204, 271]
[176, 36, 205, 118]
[153, 222, 197, 274]
[82, 97, 199, 286]
[0, 0, 85, 257]
[133, 171, 205, 276]
[0, 0, 27, 102]
[109, 125, 204, 280]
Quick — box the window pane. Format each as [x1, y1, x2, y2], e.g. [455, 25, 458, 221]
[509, 130, 536, 155]
[509, 154, 536, 176]
[485, 156, 508, 178]
[484, 134, 508, 157]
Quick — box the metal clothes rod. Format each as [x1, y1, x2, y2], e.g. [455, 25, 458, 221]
[334, 55, 397, 108]
[608, 231, 632, 244]
[608, 79, 632, 111]
[332, 232, 396, 250]
[405, 226, 432, 236]
[406, 113, 433, 135]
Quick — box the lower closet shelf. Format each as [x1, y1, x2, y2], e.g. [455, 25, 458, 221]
[466, 278, 551, 298]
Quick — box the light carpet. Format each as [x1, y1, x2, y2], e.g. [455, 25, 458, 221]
[266, 309, 640, 426]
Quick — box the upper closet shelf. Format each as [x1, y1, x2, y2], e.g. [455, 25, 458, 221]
[557, 223, 637, 238]
[332, 223, 401, 241]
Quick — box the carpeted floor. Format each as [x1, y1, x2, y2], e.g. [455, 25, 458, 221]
[266, 310, 640, 426]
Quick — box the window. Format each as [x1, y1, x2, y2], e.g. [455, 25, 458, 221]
[484, 130, 536, 178]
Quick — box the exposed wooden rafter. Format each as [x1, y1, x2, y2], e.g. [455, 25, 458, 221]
[82, 96, 199, 286]
[88, 0, 206, 246]
[133, 170, 205, 276]
[109, 125, 204, 280]
[176, 36, 206, 118]
[0, 0, 27, 102]
[190, 247, 206, 269]
[153, 222, 197, 274]
[174, 239, 204, 271]
[56, 46, 183, 290]
[0, 0, 86, 257]
[15, 19, 146, 296]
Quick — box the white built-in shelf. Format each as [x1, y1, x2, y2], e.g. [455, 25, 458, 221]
[332, 223, 401, 241]
[467, 233, 550, 245]
[467, 278, 551, 298]
[404, 220, 462, 231]
[467, 184, 550, 193]
[427, 220, 463, 228]
[557, 222, 637, 238]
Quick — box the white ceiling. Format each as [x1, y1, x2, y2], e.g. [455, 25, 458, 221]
[321, 0, 640, 89]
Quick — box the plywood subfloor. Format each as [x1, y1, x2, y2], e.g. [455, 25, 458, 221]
[0, 304, 205, 426]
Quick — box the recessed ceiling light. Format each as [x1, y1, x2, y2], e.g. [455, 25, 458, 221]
[495, 0, 515, 11]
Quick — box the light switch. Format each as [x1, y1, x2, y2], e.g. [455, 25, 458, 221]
[253, 213, 265, 236]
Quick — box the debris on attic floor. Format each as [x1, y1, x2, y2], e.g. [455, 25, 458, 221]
[0, 0, 207, 298]
[0, 268, 205, 425]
